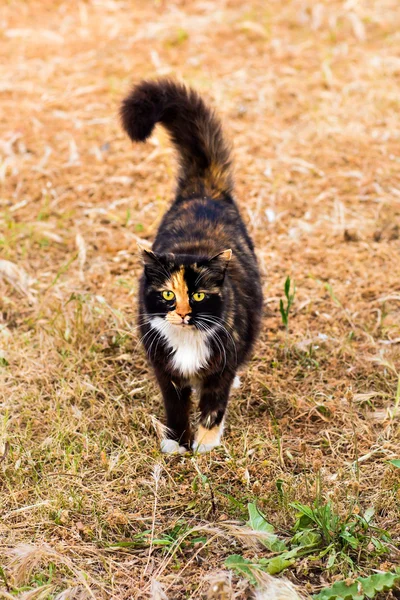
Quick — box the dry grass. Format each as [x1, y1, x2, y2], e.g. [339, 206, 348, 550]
[1, 0, 400, 598]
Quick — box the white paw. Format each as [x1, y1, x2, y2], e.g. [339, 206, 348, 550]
[192, 440, 219, 454]
[160, 439, 187, 455]
[232, 375, 241, 389]
[192, 423, 223, 453]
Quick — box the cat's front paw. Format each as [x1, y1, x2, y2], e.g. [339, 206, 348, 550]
[192, 424, 223, 453]
[192, 440, 219, 454]
[160, 439, 187, 455]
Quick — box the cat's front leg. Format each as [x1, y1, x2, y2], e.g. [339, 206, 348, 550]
[193, 371, 235, 453]
[154, 367, 191, 454]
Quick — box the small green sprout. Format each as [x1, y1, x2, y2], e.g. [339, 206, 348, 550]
[280, 276, 296, 329]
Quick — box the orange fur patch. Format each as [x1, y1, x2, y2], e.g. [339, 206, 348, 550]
[165, 267, 191, 320]
[193, 422, 224, 452]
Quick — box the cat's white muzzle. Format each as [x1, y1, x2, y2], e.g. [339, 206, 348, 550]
[169, 314, 192, 327]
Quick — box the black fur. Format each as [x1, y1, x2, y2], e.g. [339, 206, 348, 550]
[121, 79, 262, 450]
[120, 79, 233, 200]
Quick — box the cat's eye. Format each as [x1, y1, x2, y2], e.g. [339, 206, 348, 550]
[192, 292, 205, 302]
[162, 290, 175, 301]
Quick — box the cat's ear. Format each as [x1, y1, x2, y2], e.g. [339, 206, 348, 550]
[137, 244, 174, 265]
[138, 244, 166, 283]
[208, 249, 232, 281]
[138, 244, 159, 266]
[210, 249, 232, 267]
[214, 249, 232, 262]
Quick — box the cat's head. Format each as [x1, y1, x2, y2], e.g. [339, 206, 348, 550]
[140, 248, 232, 329]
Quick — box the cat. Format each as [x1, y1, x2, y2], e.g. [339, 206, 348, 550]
[120, 79, 262, 454]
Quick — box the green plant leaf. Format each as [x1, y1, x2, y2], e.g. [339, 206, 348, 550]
[260, 553, 296, 574]
[313, 570, 400, 600]
[363, 507, 375, 524]
[279, 299, 287, 326]
[291, 529, 322, 549]
[340, 530, 359, 549]
[225, 551, 296, 582]
[247, 503, 287, 551]
[0, 565, 9, 588]
[224, 555, 261, 585]
[285, 276, 291, 298]
[389, 459, 400, 468]
[217, 491, 246, 511]
[190, 536, 207, 545]
[291, 501, 317, 530]
[326, 549, 336, 569]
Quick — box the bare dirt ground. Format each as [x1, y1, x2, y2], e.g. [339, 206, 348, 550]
[1, 1, 399, 598]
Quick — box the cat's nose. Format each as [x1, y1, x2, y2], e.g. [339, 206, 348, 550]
[177, 312, 191, 323]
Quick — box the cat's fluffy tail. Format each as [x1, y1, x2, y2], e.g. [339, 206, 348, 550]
[120, 79, 233, 200]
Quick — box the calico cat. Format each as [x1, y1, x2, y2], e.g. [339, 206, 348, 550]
[120, 79, 262, 453]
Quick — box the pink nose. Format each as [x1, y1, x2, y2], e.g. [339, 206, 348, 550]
[176, 310, 189, 318]
[177, 312, 191, 323]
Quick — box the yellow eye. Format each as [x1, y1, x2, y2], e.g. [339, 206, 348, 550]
[162, 290, 175, 301]
[192, 292, 205, 302]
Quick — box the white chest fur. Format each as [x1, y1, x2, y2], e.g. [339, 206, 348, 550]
[150, 317, 211, 377]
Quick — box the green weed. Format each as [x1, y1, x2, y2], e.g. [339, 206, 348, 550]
[280, 276, 296, 329]
[314, 570, 400, 600]
[226, 501, 392, 586]
[291, 501, 391, 570]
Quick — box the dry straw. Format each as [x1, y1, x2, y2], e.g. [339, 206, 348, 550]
[0, 0, 399, 598]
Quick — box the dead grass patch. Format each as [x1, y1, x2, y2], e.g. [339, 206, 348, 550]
[1, 0, 399, 598]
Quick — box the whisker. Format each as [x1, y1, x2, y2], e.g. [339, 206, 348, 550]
[146, 321, 169, 359]
[197, 315, 237, 366]
[150, 320, 170, 358]
[136, 331, 154, 353]
[201, 320, 236, 351]
[197, 321, 227, 372]
[135, 324, 160, 354]
[212, 329, 227, 372]
[147, 329, 161, 359]
[200, 323, 234, 367]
